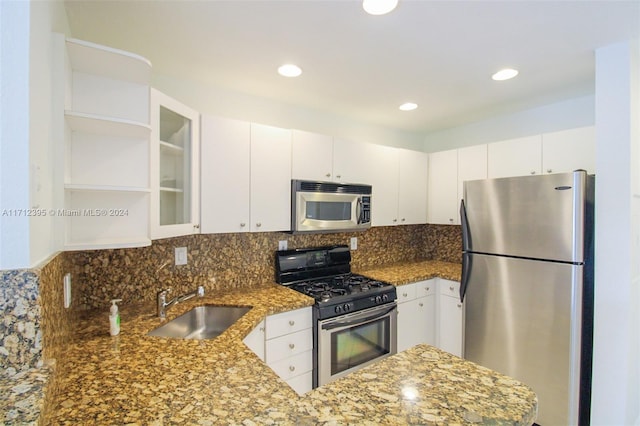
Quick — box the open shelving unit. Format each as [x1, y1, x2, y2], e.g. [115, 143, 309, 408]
[63, 38, 152, 250]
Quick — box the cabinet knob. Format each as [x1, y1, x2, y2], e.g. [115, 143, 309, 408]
[326, 173, 331, 178]
[289, 320, 295, 326]
[240, 223, 246, 227]
[193, 224, 200, 230]
[402, 293, 407, 297]
[419, 302, 423, 307]
[259, 327, 264, 332]
[547, 169, 553, 174]
[449, 218, 454, 223]
[426, 287, 430, 291]
[289, 343, 295, 349]
[336, 174, 341, 179]
[393, 219, 398, 223]
[457, 304, 462, 308]
[401, 218, 406, 222]
[449, 286, 454, 291]
[289, 366, 295, 372]
[530, 171, 536, 175]
[256, 222, 262, 227]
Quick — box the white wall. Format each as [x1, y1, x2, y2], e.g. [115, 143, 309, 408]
[591, 40, 640, 426]
[152, 74, 425, 152]
[0, 0, 69, 269]
[422, 94, 595, 152]
[0, 0, 31, 270]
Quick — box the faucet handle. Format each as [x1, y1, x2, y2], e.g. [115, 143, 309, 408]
[158, 288, 171, 296]
[197, 286, 205, 297]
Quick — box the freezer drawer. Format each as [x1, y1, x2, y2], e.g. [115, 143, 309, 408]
[462, 171, 587, 262]
[464, 253, 583, 426]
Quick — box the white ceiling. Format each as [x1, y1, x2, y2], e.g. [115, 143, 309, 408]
[63, 0, 640, 134]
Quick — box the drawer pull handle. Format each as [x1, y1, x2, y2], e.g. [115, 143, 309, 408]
[426, 287, 430, 291]
[289, 320, 295, 326]
[402, 293, 407, 297]
[419, 302, 423, 307]
[289, 343, 295, 349]
[457, 304, 462, 308]
[449, 286, 454, 291]
[289, 366, 295, 372]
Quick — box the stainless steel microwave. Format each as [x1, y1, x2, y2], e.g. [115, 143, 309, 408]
[291, 180, 372, 233]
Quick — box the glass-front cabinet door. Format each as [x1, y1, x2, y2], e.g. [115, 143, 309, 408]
[150, 89, 200, 239]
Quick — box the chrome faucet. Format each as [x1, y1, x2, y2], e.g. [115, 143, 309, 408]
[157, 286, 205, 319]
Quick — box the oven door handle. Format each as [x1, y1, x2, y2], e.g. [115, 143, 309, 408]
[321, 305, 396, 330]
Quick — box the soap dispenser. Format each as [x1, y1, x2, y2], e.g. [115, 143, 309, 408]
[109, 299, 123, 336]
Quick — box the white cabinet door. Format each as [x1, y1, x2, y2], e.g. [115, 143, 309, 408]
[200, 115, 251, 234]
[398, 149, 428, 225]
[151, 89, 200, 239]
[243, 320, 265, 361]
[415, 280, 436, 346]
[291, 130, 334, 181]
[369, 144, 399, 226]
[427, 149, 458, 225]
[437, 279, 463, 357]
[250, 124, 292, 232]
[542, 126, 595, 174]
[333, 139, 371, 183]
[457, 144, 487, 206]
[396, 282, 418, 352]
[488, 135, 542, 179]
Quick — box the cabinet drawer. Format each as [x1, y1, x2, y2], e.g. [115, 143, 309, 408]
[267, 350, 313, 381]
[439, 279, 460, 297]
[415, 279, 436, 297]
[266, 328, 313, 363]
[286, 371, 313, 396]
[265, 307, 312, 339]
[396, 282, 417, 302]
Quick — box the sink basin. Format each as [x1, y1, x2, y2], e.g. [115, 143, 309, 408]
[147, 305, 251, 340]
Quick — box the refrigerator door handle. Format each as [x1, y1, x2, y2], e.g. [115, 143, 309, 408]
[460, 199, 470, 252]
[460, 253, 471, 303]
[460, 199, 471, 303]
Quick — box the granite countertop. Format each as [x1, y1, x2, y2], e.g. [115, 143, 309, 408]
[356, 259, 462, 285]
[35, 260, 535, 425]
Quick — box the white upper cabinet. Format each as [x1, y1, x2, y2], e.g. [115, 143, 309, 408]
[291, 130, 334, 181]
[150, 89, 200, 239]
[397, 148, 428, 225]
[368, 144, 400, 226]
[487, 135, 542, 178]
[427, 149, 458, 225]
[332, 139, 372, 184]
[200, 115, 251, 234]
[250, 123, 292, 232]
[63, 37, 151, 250]
[542, 126, 595, 174]
[457, 144, 488, 207]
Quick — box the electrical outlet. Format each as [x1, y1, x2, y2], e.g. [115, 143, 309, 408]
[350, 237, 358, 250]
[63, 273, 72, 309]
[278, 240, 288, 250]
[175, 247, 188, 265]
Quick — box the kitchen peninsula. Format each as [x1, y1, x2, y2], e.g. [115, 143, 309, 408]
[39, 261, 536, 425]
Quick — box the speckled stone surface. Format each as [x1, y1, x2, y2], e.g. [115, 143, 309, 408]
[45, 281, 536, 425]
[356, 259, 462, 285]
[65, 225, 435, 310]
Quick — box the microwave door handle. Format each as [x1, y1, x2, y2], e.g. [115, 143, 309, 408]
[321, 305, 396, 330]
[356, 197, 363, 224]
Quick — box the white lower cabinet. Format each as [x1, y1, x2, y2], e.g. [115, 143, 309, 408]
[436, 279, 464, 357]
[243, 307, 313, 395]
[397, 280, 436, 352]
[396, 278, 462, 356]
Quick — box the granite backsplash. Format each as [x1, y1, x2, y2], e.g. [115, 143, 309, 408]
[66, 224, 462, 310]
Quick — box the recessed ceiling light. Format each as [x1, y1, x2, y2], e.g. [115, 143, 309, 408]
[278, 64, 302, 77]
[492, 68, 519, 81]
[363, 0, 398, 15]
[399, 102, 418, 111]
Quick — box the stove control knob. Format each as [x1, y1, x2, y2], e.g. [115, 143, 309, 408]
[382, 294, 389, 302]
[375, 295, 382, 304]
[343, 303, 351, 312]
[335, 305, 343, 314]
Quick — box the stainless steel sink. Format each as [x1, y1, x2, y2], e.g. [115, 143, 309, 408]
[147, 305, 251, 340]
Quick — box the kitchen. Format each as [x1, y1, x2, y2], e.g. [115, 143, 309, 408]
[1, 1, 638, 425]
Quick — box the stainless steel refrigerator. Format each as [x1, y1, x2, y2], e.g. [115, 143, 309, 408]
[460, 170, 594, 426]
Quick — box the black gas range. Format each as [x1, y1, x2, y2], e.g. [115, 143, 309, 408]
[275, 245, 397, 319]
[276, 245, 398, 387]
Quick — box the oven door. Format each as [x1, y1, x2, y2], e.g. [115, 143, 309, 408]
[295, 191, 369, 232]
[317, 303, 397, 386]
